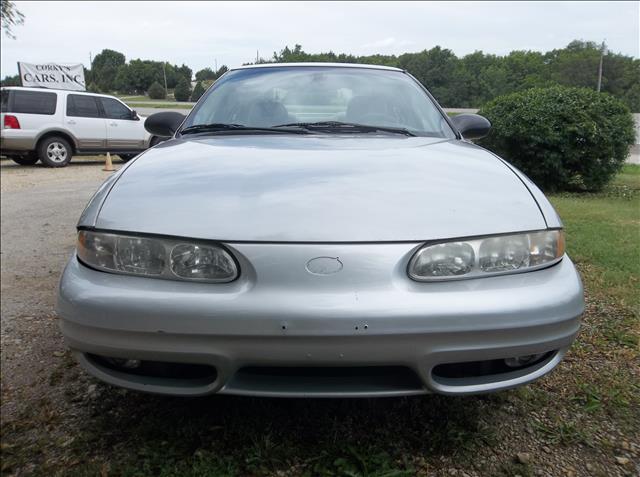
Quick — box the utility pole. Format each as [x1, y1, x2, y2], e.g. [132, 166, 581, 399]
[597, 40, 605, 92]
[162, 62, 168, 94]
[214, 58, 217, 73]
[256, 50, 259, 63]
[89, 51, 92, 67]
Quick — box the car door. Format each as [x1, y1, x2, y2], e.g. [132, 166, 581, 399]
[99, 97, 145, 150]
[65, 94, 107, 149]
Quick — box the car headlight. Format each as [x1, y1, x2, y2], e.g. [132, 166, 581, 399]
[77, 230, 238, 282]
[408, 229, 564, 281]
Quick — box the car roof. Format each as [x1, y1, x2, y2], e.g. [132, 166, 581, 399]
[231, 62, 404, 72]
[0, 86, 120, 100]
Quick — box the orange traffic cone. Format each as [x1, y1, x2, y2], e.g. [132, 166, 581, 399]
[102, 152, 116, 172]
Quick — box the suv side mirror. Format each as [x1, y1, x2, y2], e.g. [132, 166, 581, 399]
[144, 111, 186, 137]
[131, 110, 140, 121]
[450, 113, 491, 140]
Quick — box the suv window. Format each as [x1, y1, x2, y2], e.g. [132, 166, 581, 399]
[10, 90, 57, 115]
[0, 90, 8, 112]
[99, 97, 132, 120]
[67, 95, 101, 118]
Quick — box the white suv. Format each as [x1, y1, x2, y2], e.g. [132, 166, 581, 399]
[1, 87, 162, 167]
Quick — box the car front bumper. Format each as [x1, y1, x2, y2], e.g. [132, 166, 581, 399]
[57, 242, 584, 398]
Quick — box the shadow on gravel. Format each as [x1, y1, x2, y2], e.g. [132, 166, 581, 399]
[71, 387, 505, 473]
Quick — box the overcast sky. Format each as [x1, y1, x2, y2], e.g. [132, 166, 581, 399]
[1, 1, 638, 76]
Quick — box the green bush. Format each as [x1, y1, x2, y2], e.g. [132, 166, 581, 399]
[147, 81, 166, 100]
[174, 77, 192, 102]
[190, 81, 205, 102]
[479, 86, 636, 191]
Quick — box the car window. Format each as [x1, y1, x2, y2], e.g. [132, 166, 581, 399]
[10, 90, 57, 115]
[99, 97, 132, 120]
[185, 66, 456, 138]
[0, 90, 9, 112]
[67, 95, 101, 118]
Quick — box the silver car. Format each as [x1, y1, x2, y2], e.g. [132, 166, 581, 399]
[57, 63, 584, 397]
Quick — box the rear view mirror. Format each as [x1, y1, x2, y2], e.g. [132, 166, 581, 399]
[131, 110, 139, 121]
[451, 113, 491, 140]
[144, 112, 187, 138]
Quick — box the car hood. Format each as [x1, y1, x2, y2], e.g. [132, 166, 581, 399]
[95, 135, 545, 242]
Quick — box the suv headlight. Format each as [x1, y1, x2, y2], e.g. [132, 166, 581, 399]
[77, 230, 238, 283]
[408, 230, 564, 281]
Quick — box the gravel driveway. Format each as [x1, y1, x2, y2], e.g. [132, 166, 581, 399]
[1, 159, 108, 421]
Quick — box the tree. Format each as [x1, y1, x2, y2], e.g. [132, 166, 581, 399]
[622, 82, 640, 114]
[546, 40, 601, 89]
[0, 74, 20, 87]
[195, 65, 229, 82]
[1, 0, 24, 38]
[397, 47, 459, 106]
[264, 41, 639, 110]
[175, 64, 192, 82]
[174, 77, 192, 102]
[215, 65, 229, 78]
[148, 81, 166, 100]
[91, 49, 126, 92]
[190, 81, 205, 102]
[77, 41, 638, 111]
[125, 59, 163, 93]
[195, 67, 216, 82]
[114, 64, 132, 93]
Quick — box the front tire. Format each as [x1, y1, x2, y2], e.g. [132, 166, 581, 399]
[38, 137, 72, 167]
[10, 154, 39, 166]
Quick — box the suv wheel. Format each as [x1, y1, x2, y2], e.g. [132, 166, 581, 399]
[11, 154, 39, 166]
[38, 136, 73, 167]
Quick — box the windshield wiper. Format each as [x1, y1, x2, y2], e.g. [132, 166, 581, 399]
[180, 123, 310, 135]
[273, 121, 416, 137]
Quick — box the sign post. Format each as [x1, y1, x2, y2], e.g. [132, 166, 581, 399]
[17, 62, 86, 91]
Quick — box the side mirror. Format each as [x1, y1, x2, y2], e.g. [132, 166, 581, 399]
[450, 113, 491, 140]
[144, 111, 186, 138]
[131, 110, 140, 121]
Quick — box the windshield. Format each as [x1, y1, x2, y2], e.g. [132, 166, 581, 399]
[182, 66, 456, 138]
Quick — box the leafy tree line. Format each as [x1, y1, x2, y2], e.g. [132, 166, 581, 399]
[261, 41, 639, 111]
[83, 49, 193, 95]
[1, 41, 637, 110]
[195, 65, 228, 82]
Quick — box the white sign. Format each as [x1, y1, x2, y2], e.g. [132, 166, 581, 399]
[18, 62, 86, 91]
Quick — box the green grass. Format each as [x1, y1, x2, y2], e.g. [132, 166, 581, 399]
[117, 95, 152, 102]
[549, 164, 640, 311]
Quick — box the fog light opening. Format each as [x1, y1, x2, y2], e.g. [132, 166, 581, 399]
[504, 353, 546, 369]
[87, 354, 218, 382]
[432, 351, 557, 381]
[105, 358, 142, 369]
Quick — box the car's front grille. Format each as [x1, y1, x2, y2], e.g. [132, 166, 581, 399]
[224, 365, 425, 396]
